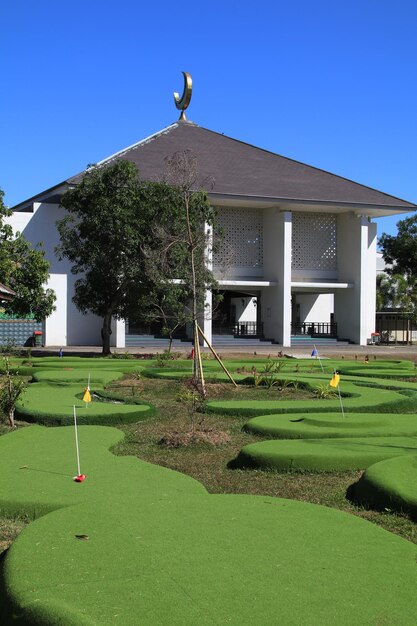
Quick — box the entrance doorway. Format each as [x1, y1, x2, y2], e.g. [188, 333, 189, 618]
[212, 290, 263, 337]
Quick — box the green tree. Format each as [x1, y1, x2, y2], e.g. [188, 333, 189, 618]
[379, 216, 417, 319]
[376, 273, 417, 312]
[0, 188, 56, 320]
[57, 159, 215, 355]
[379, 216, 417, 278]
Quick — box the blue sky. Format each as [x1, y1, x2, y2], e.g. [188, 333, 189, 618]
[1, 1, 416, 238]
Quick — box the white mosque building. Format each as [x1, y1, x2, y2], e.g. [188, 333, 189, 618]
[8, 117, 416, 349]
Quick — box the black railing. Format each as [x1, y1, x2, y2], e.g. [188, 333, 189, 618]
[291, 322, 337, 337]
[233, 322, 264, 337]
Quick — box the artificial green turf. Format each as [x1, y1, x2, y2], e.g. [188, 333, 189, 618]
[2, 492, 417, 625]
[353, 455, 417, 520]
[236, 437, 417, 472]
[0, 425, 206, 519]
[31, 368, 126, 384]
[205, 381, 417, 416]
[244, 412, 417, 439]
[16, 382, 154, 426]
[2, 357, 417, 624]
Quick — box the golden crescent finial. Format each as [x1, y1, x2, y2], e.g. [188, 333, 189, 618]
[173, 71, 192, 121]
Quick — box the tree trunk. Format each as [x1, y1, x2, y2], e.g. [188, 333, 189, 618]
[7, 407, 15, 428]
[101, 313, 113, 356]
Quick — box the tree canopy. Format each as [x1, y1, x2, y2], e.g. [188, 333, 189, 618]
[376, 273, 417, 312]
[379, 216, 417, 279]
[0, 188, 56, 321]
[379, 215, 417, 318]
[57, 158, 216, 355]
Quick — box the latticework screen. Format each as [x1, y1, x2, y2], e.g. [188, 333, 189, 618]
[292, 213, 337, 270]
[214, 208, 263, 268]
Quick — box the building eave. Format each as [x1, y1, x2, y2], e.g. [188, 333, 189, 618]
[208, 192, 416, 217]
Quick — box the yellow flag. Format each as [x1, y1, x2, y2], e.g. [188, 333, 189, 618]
[83, 387, 91, 403]
[329, 373, 340, 388]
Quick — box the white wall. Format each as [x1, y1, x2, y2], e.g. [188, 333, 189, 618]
[8, 202, 103, 346]
[296, 293, 333, 324]
[231, 296, 257, 323]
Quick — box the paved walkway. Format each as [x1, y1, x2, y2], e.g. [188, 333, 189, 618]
[31, 344, 417, 360]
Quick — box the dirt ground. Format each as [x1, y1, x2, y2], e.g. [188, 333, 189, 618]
[31, 343, 417, 361]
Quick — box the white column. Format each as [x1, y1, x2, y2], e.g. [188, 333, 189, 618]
[335, 214, 376, 345]
[359, 218, 377, 344]
[262, 209, 292, 346]
[202, 220, 213, 347]
[202, 289, 212, 347]
[43, 274, 68, 346]
[110, 318, 126, 348]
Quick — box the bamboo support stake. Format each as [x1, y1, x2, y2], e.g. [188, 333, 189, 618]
[194, 320, 206, 397]
[197, 323, 238, 387]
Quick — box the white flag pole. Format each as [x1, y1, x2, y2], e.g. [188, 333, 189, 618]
[73, 405, 81, 477]
[86, 372, 91, 408]
[335, 371, 345, 419]
[314, 344, 324, 373]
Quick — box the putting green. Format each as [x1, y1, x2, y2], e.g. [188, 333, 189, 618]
[16, 382, 154, 426]
[1, 431, 417, 625]
[354, 455, 417, 520]
[244, 412, 417, 439]
[237, 437, 417, 472]
[0, 425, 206, 519]
[205, 381, 417, 416]
[31, 368, 126, 384]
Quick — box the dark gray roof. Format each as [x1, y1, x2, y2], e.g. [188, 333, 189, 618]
[67, 121, 416, 209]
[0, 282, 16, 300]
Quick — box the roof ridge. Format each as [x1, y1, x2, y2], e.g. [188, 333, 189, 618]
[96, 122, 180, 166]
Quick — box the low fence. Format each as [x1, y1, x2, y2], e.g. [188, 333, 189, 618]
[0, 319, 43, 347]
[375, 313, 417, 345]
[291, 322, 337, 337]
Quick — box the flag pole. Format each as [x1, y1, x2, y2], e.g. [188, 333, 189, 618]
[335, 369, 345, 418]
[73, 405, 86, 482]
[313, 344, 324, 373]
[86, 372, 91, 408]
[73, 405, 81, 477]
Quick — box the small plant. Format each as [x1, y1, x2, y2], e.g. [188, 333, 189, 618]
[260, 359, 286, 374]
[21, 347, 33, 366]
[176, 378, 205, 432]
[0, 339, 18, 357]
[0, 356, 26, 428]
[156, 349, 182, 367]
[282, 379, 301, 392]
[252, 365, 282, 389]
[314, 383, 337, 399]
[111, 351, 134, 360]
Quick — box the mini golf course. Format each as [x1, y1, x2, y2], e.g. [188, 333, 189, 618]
[0, 356, 417, 624]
